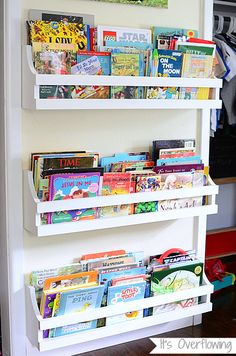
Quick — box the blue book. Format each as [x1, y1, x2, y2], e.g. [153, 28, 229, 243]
[51, 285, 105, 337]
[157, 156, 202, 166]
[158, 50, 183, 77]
[100, 152, 148, 172]
[106, 281, 146, 325]
[74, 51, 111, 75]
[105, 40, 153, 51]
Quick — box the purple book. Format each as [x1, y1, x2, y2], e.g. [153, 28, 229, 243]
[47, 172, 101, 224]
[42, 292, 57, 338]
[153, 164, 204, 175]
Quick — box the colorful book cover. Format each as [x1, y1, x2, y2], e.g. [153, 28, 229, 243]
[70, 85, 110, 99]
[146, 86, 179, 99]
[157, 50, 183, 77]
[48, 172, 100, 224]
[106, 281, 146, 325]
[101, 173, 131, 195]
[50, 285, 105, 337]
[156, 156, 201, 166]
[32, 42, 77, 64]
[159, 148, 196, 159]
[152, 139, 195, 163]
[34, 49, 72, 74]
[73, 51, 111, 75]
[159, 172, 193, 190]
[136, 175, 161, 192]
[181, 53, 214, 78]
[151, 27, 199, 49]
[153, 163, 204, 175]
[151, 262, 203, 314]
[111, 274, 146, 286]
[43, 270, 98, 290]
[96, 25, 152, 47]
[110, 160, 154, 173]
[43, 156, 95, 171]
[28, 20, 87, 51]
[39, 85, 71, 99]
[100, 152, 149, 173]
[99, 266, 147, 290]
[41, 291, 57, 338]
[111, 53, 143, 76]
[179, 87, 210, 100]
[176, 41, 215, 56]
[130, 170, 155, 193]
[134, 201, 158, 214]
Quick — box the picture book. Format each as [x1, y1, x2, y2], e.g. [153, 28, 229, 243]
[43, 270, 98, 290]
[146, 86, 179, 99]
[50, 208, 99, 224]
[176, 41, 216, 56]
[99, 204, 134, 219]
[96, 25, 152, 47]
[136, 175, 161, 192]
[43, 156, 96, 171]
[152, 139, 195, 163]
[49, 172, 100, 201]
[134, 201, 158, 214]
[111, 86, 141, 99]
[28, 20, 87, 51]
[39, 85, 71, 99]
[181, 53, 214, 78]
[159, 147, 196, 159]
[50, 285, 105, 337]
[179, 87, 210, 100]
[70, 85, 110, 99]
[157, 50, 183, 77]
[151, 26, 199, 49]
[111, 53, 143, 76]
[153, 163, 204, 175]
[40, 291, 57, 338]
[81, 249, 126, 260]
[100, 152, 149, 172]
[99, 266, 147, 290]
[30, 262, 82, 302]
[73, 51, 111, 75]
[156, 156, 202, 166]
[130, 170, 155, 193]
[106, 281, 146, 325]
[28, 9, 95, 26]
[159, 172, 193, 190]
[110, 160, 154, 173]
[34, 49, 72, 75]
[111, 274, 146, 286]
[101, 173, 131, 195]
[158, 197, 203, 211]
[151, 262, 203, 314]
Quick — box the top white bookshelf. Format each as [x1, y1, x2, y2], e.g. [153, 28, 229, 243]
[22, 45, 222, 110]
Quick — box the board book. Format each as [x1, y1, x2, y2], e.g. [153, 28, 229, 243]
[49, 285, 105, 337]
[106, 281, 146, 325]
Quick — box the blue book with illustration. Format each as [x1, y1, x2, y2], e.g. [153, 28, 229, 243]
[158, 50, 183, 77]
[100, 152, 149, 172]
[73, 51, 111, 75]
[157, 156, 202, 166]
[50, 285, 105, 337]
[106, 281, 146, 325]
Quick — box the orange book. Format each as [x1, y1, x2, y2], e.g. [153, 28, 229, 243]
[81, 250, 126, 261]
[43, 270, 98, 290]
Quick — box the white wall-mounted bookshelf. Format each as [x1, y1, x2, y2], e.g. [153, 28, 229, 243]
[22, 45, 222, 111]
[24, 170, 218, 237]
[26, 277, 213, 353]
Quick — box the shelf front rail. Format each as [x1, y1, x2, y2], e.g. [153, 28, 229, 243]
[26, 275, 213, 352]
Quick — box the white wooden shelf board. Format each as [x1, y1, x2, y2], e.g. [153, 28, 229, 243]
[26, 277, 213, 352]
[23, 171, 218, 236]
[22, 45, 222, 111]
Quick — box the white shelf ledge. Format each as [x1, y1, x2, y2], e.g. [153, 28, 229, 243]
[23, 170, 219, 237]
[22, 45, 222, 111]
[26, 276, 213, 352]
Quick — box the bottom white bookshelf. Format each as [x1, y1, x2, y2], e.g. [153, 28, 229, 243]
[26, 277, 213, 353]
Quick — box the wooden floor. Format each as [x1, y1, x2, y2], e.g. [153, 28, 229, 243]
[79, 286, 236, 356]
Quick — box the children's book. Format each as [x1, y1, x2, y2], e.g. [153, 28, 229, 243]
[40, 291, 57, 338]
[96, 25, 152, 47]
[152, 139, 195, 163]
[175, 41, 216, 56]
[43, 270, 98, 290]
[157, 49, 183, 77]
[146, 87, 179, 99]
[101, 173, 131, 195]
[136, 175, 161, 192]
[39, 85, 71, 99]
[70, 85, 110, 99]
[49, 285, 105, 337]
[30, 262, 82, 302]
[130, 170, 155, 193]
[111, 274, 146, 286]
[81, 249, 126, 260]
[153, 163, 204, 175]
[158, 197, 203, 211]
[159, 172, 193, 190]
[28, 9, 95, 26]
[73, 51, 111, 75]
[134, 201, 158, 214]
[181, 53, 214, 78]
[34, 49, 72, 74]
[100, 152, 149, 173]
[28, 20, 87, 51]
[159, 147, 196, 159]
[106, 281, 146, 325]
[110, 160, 154, 173]
[179, 87, 210, 100]
[156, 156, 201, 166]
[151, 262, 203, 314]
[151, 26, 199, 49]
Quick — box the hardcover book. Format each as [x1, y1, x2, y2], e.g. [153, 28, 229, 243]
[28, 20, 87, 51]
[49, 285, 105, 337]
[157, 49, 183, 77]
[181, 53, 214, 78]
[106, 281, 146, 325]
